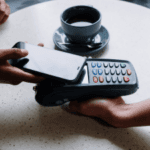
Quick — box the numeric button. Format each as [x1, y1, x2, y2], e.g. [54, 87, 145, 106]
[103, 62, 108, 68]
[97, 62, 102, 68]
[105, 69, 109, 75]
[112, 76, 117, 83]
[92, 69, 97, 75]
[121, 69, 126, 75]
[110, 69, 115, 75]
[98, 69, 103, 75]
[118, 76, 122, 83]
[115, 63, 119, 68]
[91, 62, 96, 68]
[106, 76, 111, 83]
[116, 69, 120, 75]
[109, 62, 114, 68]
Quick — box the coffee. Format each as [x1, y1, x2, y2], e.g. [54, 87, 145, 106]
[71, 21, 93, 27]
[66, 15, 95, 27]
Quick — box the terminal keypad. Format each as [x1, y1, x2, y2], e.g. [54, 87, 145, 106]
[89, 61, 132, 84]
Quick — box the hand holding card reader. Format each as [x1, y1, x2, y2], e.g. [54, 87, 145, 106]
[36, 58, 139, 107]
[8, 42, 138, 107]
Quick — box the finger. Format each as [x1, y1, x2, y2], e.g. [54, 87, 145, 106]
[0, 48, 28, 60]
[4, 65, 45, 83]
[5, 4, 10, 15]
[38, 43, 44, 47]
[0, 4, 10, 24]
[0, 79, 22, 85]
[61, 101, 80, 112]
[0, 0, 6, 12]
[69, 99, 105, 117]
[24, 42, 44, 46]
[0, 0, 6, 23]
[61, 101, 84, 116]
[0, 14, 8, 24]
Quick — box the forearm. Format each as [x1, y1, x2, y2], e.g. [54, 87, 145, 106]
[115, 99, 150, 128]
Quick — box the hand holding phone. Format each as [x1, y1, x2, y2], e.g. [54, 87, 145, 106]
[8, 42, 86, 82]
[0, 43, 45, 85]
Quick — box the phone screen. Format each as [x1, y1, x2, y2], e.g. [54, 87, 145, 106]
[10, 42, 86, 82]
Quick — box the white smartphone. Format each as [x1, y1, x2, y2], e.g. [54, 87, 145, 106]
[8, 42, 86, 82]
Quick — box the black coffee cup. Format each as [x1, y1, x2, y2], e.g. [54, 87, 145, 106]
[61, 5, 101, 44]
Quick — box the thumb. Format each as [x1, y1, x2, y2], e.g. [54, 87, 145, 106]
[61, 101, 81, 115]
[0, 48, 28, 60]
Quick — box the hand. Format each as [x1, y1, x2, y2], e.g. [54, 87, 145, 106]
[0, 43, 45, 85]
[0, 0, 10, 25]
[62, 97, 128, 128]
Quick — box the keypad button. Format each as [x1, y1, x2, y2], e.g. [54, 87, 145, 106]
[103, 62, 108, 68]
[116, 69, 120, 75]
[93, 77, 98, 83]
[115, 63, 119, 68]
[110, 69, 115, 75]
[120, 63, 126, 68]
[109, 62, 114, 68]
[112, 76, 117, 83]
[92, 69, 97, 75]
[106, 76, 111, 83]
[99, 76, 104, 83]
[98, 69, 103, 75]
[104, 69, 109, 75]
[121, 69, 126, 75]
[124, 76, 130, 82]
[118, 76, 122, 83]
[91, 62, 96, 68]
[127, 69, 132, 75]
[97, 62, 102, 68]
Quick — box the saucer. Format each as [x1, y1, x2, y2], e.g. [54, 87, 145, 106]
[53, 25, 109, 56]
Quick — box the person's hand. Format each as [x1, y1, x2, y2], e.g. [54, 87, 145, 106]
[0, 43, 45, 85]
[0, 0, 10, 25]
[62, 97, 128, 128]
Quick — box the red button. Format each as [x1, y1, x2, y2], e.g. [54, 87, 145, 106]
[99, 76, 104, 83]
[127, 69, 132, 75]
[123, 76, 130, 82]
[93, 77, 98, 83]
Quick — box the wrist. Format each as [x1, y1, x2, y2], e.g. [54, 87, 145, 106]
[110, 103, 133, 128]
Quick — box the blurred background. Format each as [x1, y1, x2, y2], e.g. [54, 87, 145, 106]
[6, 0, 150, 14]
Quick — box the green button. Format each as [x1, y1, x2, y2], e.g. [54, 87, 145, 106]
[120, 63, 126, 68]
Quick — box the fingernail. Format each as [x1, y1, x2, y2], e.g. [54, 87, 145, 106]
[38, 43, 44, 47]
[61, 102, 77, 114]
[21, 49, 28, 53]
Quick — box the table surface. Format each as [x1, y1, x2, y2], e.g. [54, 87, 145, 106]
[0, 0, 150, 149]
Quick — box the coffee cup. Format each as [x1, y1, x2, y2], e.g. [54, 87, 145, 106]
[61, 5, 102, 44]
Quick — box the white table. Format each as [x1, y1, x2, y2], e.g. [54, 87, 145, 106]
[0, 0, 150, 149]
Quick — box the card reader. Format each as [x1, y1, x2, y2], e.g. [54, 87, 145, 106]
[35, 58, 139, 107]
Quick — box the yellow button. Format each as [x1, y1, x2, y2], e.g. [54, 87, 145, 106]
[127, 69, 132, 75]
[123, 76, 130, 82]
[99, 76, 104, 83]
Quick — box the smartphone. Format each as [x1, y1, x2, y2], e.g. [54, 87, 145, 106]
[8, 42, 86, 82]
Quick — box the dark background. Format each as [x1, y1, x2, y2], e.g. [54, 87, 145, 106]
[6, 0, 150, 14]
